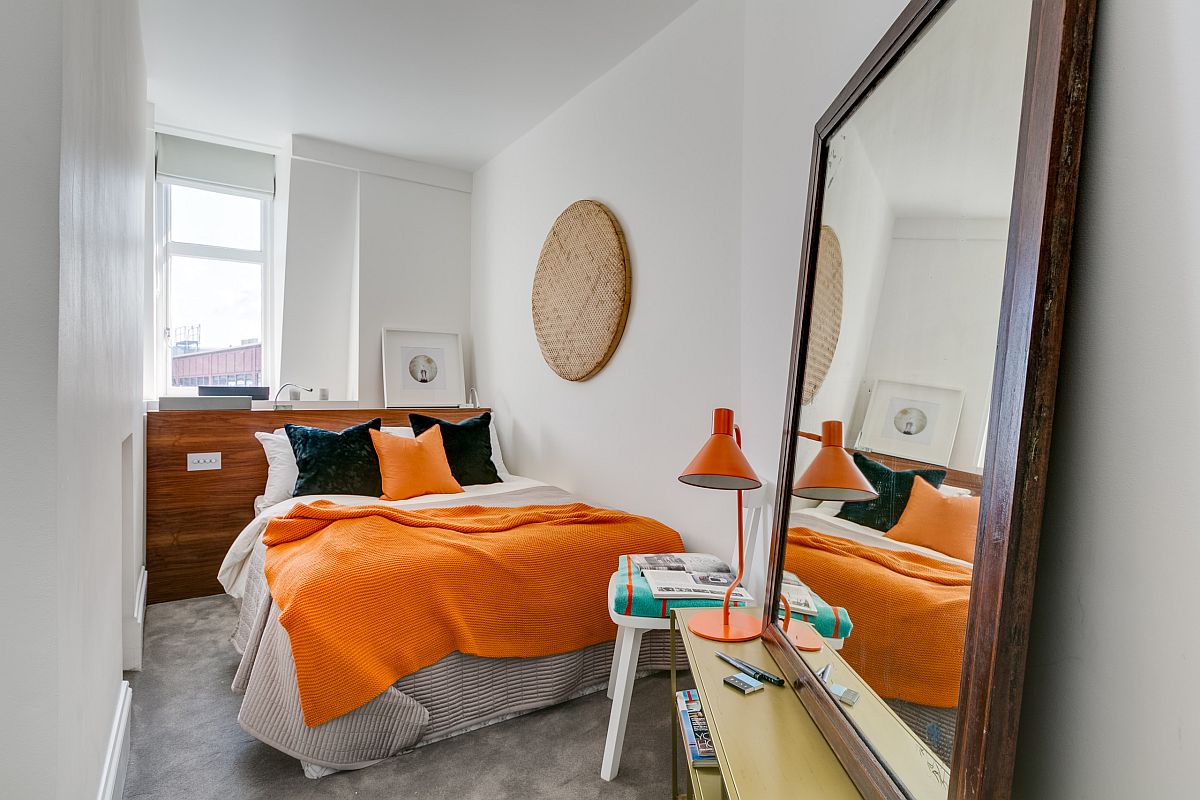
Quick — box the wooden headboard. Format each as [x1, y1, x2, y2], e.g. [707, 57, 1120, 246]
[146, 408, 490, 603]
[797, 431, 984, 495]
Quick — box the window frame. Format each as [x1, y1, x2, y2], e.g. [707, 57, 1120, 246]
[153, 176, 274, 396]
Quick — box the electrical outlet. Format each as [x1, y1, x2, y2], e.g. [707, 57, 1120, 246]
[187, 452, 222, 471]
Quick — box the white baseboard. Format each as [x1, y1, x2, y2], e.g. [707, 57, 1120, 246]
[97, 681, 132, 800]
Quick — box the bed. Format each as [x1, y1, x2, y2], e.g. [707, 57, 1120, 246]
[783, 487, 976, 762]
[217, 420, 683, 778]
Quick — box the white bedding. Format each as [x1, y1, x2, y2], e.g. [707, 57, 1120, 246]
[218, 474, 548, 598]
[788, 506, 972, 568]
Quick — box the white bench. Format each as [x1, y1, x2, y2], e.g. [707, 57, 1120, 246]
[599, 486, 770, 781]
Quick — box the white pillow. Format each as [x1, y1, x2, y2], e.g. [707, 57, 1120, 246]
[815, 500, 844, 516]
[488, 423, 511, 478]
[255, 429, 298, 509]
[381, 426, 415, 438]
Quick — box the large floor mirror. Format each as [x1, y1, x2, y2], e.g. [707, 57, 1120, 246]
[762, 0, 1096, 797]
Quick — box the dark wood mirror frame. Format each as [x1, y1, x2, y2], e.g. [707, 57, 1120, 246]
[760, 0, 1096, 797]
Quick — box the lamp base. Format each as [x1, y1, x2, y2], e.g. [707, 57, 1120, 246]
[785, 622, 824, 652]
[687, 608, 762, 643]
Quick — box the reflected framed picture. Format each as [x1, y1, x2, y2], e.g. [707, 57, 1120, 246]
[856, 379, 964, 466]
[382, 329, 465, 408]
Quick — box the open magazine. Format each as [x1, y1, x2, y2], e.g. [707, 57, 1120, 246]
[780, 571, 818, 616]
[630, 553, 731, 574]
[642, 569, 754, 602]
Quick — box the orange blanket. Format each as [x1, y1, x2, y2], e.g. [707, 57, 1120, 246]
[785, 528, 972, 708]
[264, 501, 683, 726]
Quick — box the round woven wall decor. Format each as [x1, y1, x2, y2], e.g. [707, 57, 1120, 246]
[801, 225, 844, 406]
[532, 200, 631, 381]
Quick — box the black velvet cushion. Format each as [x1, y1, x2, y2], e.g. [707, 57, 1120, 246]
[834, 453, 946, 532]
[285, 418, 383, 497]
[408, 412, 501, 486]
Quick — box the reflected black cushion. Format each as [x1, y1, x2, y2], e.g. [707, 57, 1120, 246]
[834, 453, 946, 532]
[285, 418, 383, 497]
[408, 412, 501, 487]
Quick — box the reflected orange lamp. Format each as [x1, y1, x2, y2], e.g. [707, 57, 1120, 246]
[792, 420, 878, 502]
[783, 419, 878, 651]
[678, 408, 763, 642]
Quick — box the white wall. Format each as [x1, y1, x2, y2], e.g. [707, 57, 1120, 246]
[1012, 1, 1200, 796]
[1, 0, 146, 797]
[0, 1, 65, 788]
[737, 0, 908, 589]
[279, 140, 472, 404]
[803, 123, 895, 435]
[738, 0, 910, 475]
[857, 217, 1007, 470]
[279, 158, 360, 398]
[358, 173, 471, 407]
[471, 0, 746, 559]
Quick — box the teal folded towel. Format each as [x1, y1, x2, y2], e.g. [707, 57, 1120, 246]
[774, 595, 853, 641]
[611, 556, 852, 641]
[612, 556, 745, 618]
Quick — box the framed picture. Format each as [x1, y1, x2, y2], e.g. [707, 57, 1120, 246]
[855, 379, 964, 466]
[382, 329, 465, 408]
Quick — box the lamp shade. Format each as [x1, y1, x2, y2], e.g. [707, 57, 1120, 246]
[792, 420, 878, 501]
[679, 408, 762, 491]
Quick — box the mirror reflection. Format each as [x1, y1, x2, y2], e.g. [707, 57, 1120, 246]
[776, 0, 1031, 795]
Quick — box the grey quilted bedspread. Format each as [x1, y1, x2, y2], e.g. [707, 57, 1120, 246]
[229, 485, 675, 773]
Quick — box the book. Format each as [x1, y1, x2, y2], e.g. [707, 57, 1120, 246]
[676, 690, 719, 767]
[643, 570, 754, 603]
[629, 553, 731, 574]
[780, 571, 819, 617]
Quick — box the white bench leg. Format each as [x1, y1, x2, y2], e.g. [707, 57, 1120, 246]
[600, 626, 644, 781]
[607, 625, 627, 699]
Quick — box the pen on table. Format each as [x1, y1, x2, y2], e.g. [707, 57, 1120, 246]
[715, 652, 785, 687]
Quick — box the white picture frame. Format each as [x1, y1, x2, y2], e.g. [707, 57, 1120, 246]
[382, 329, 465, 408]
[855, 379, 964, 466]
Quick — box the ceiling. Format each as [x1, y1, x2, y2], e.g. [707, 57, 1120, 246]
[838, 0, 1033, 219]
[140, 0, 697, 171]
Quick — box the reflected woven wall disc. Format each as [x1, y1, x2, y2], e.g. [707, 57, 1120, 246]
[801, 225, 844, 406]
[532, 200, 631, 381]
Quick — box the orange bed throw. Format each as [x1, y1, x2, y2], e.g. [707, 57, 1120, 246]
[264, 501, 683, 726]
[784, 528, 972, 708]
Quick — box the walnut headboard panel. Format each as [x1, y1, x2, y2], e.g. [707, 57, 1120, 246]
[146, 408, 490, 603]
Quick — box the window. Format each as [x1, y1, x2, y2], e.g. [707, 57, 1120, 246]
[155, 180, 271, 394]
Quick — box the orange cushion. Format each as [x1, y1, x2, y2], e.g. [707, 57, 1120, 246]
[884, 476, 979, 562]
[369, 427, 463, 501]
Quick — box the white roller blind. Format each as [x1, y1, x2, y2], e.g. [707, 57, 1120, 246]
[156, 133, 275, 195]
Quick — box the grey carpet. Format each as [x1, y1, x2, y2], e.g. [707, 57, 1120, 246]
[124, 596, 688, 800]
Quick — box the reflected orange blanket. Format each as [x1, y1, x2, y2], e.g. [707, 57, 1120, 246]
[785, 528, 972, 708]
[264, 501, 683, 726]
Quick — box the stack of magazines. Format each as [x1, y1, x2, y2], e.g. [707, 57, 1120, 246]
[676, 689, 718, 767]
[631, 553, 754, 603]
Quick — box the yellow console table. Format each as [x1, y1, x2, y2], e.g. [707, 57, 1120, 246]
[670, 607, 861, 800]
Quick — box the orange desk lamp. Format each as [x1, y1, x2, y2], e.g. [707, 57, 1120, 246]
[792, 420, 879, 503]
[783, 419, 879, 650]
[678, 408, 763, 642]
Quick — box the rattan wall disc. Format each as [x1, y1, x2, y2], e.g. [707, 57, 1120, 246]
[532, 200, 631, 381]
[801, 226, 844, 406]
